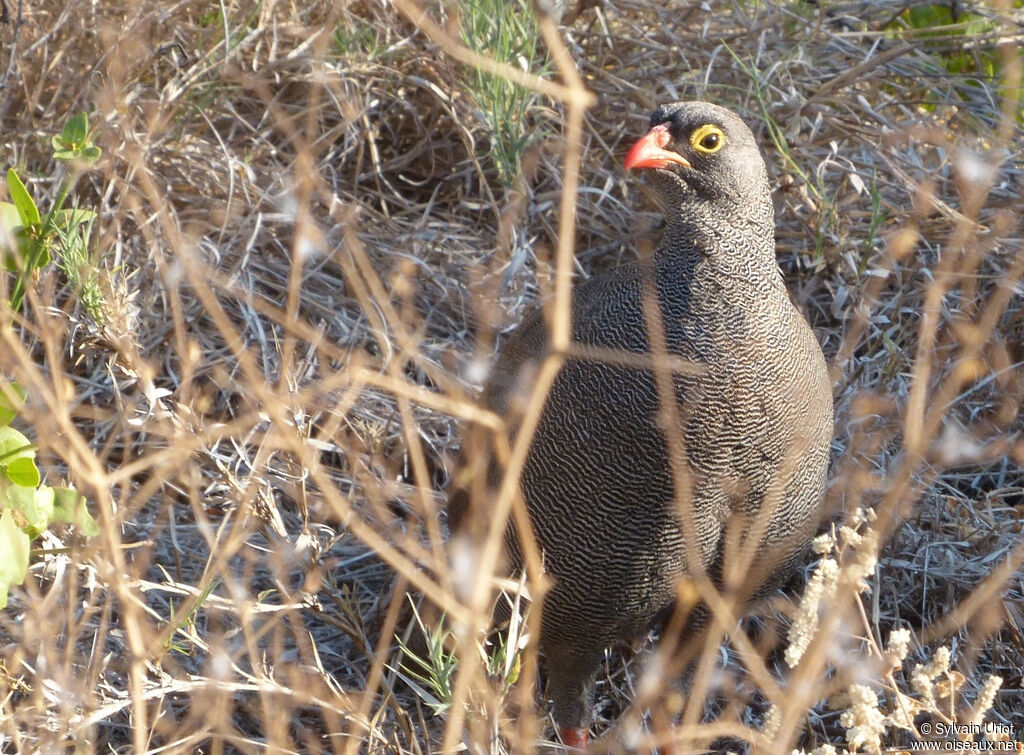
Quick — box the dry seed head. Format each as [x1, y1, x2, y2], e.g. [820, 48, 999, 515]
[851, 529, 879, 581]
[791, 745, 840, 755]
[910, 646, 952, 710]
[911, 667, 937, 709]
[839, 683, 886, 753]
[762, 704, 782, 740]
[884, 689, 921, 731]
[812, 532, 836, 555]
[884, 628, 912, 668]
[839, 525, 863, 548]
[918, 646, 952, 679]
[967, 674, 1003, 726]
[785, 557, 840, 667]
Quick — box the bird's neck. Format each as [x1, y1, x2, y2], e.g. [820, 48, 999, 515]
[657, 200, 781, 288]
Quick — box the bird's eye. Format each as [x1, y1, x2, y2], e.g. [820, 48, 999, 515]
[690, 124, 725, 154]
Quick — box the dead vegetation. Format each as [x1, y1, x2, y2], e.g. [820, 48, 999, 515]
[0, 0, 1021, 752]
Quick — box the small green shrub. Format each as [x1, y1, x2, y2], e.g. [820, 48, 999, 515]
[0, 382, 97, 609]
[0, 112, 102, 608]
[394, 602, 460, 715]
[1, 112, 104, 316]
[456, 0, 552, 188]
[393, 595, 525, 718]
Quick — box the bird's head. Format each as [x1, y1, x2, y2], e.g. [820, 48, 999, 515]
[624, 101, 771, 214]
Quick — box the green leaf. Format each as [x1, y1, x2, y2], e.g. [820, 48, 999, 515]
[52, 113, 100, 164]
[0, 425, 34, 461]
[5, 169, 40, 227]
[31, 235, 51, 268]
[3, 482, 52, 538]
[0, 201, 23, 234]
[30, 486, 55, 537]
[53, 487, 98, 536]
[0, 508, 31, 609]
[6, 456, 40, 488]
[0, 382, 26, 426]
[905, 4, 952, 32]
[63, 113, 89, 145]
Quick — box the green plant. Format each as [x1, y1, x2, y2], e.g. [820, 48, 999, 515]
[394, 602, 460, 715]
[164, 576, 221, 655]
[889, 4, 997, 78]
[0, 382, 97, 609]
[333, 18, 383, 59]
[197, 8, 221, 27]
[393, 591, 527, 719]
[53, 203, 105, 322]
[483, 613, 522, 693]
[1, 111, 103, 314]
[885, 3, 1024, 120]
[456, 0, 551, 188]
[862, 176, 888, 269]
[0, 113, 102, 610]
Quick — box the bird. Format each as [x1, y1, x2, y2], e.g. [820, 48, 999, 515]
[448, 101, 833, 750]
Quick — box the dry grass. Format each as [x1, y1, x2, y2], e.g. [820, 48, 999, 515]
[0, 0, 1021, 752]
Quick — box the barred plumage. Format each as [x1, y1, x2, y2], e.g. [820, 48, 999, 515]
[449, 101, 833, 748]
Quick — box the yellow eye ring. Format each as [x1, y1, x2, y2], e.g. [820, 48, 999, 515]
[690, 124, 725, 154]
